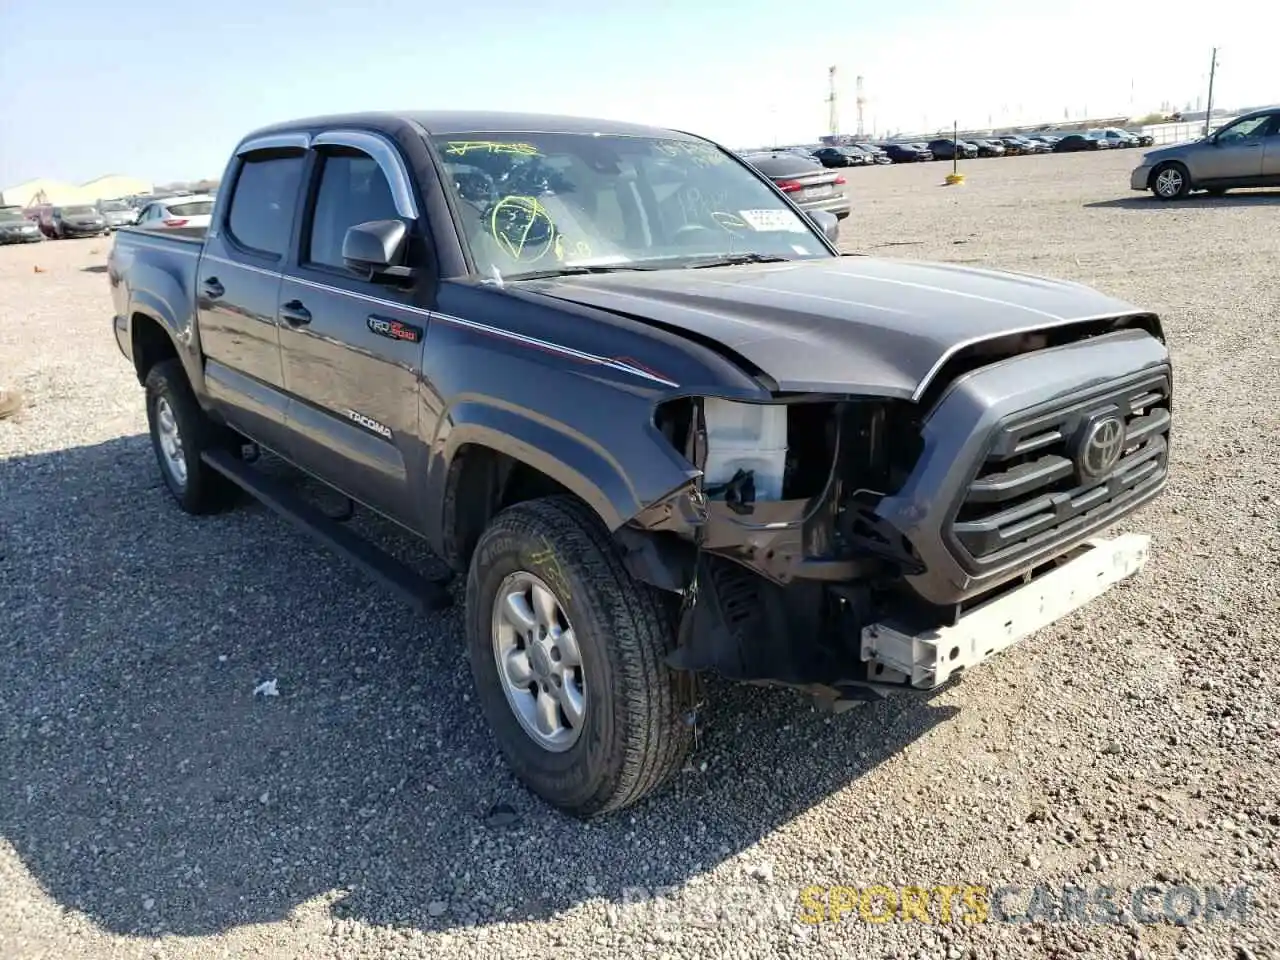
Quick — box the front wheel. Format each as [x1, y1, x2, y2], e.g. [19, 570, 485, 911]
[1151, 162, 1191, 200]
[466, 496, 691, 817]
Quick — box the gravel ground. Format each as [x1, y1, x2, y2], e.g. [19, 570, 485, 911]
[1, 148, 1277, 960]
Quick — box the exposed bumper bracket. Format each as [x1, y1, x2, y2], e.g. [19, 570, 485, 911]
[861, 533, 1151, 689]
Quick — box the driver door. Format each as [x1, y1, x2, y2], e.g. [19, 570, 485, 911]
[1262, 114, 1280, 179]
[277, 138, 425, 528]
[1197, 115, 1269, 182]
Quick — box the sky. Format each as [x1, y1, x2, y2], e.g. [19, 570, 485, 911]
[1, 0, 1275, 186]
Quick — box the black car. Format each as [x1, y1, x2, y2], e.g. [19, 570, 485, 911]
[812, 146, 865, 168]
[883, 142, 932, 162]
[742, 152, 850, 221]
[1054, 134, 1105, 153]
[927, 139, 978, 161]
[0, 206, 43, 243]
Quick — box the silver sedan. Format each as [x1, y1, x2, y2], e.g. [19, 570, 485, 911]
[1130, 107, 1280, 199]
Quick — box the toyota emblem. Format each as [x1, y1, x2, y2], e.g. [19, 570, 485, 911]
[1076, 415, 1126, 480]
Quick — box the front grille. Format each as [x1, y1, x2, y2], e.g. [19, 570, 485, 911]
[948, 368, 1171, 570]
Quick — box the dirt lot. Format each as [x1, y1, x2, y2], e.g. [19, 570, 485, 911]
[1, 148, 1277, 960]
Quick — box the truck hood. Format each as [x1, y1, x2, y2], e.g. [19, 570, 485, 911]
[524, 256, 1146, 399]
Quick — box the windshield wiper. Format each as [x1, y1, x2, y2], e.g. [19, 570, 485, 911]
[504, 264, 660, 281]
[684, 253, 793, 269]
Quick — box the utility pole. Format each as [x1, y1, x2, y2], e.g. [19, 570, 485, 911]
[1204, 47, 1218, 137]
[855, 75, 866, 138]
[826, 66, 839, 137]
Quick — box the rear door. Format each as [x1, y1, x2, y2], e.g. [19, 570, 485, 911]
[276, 131, 427, 527]
[196, 141, 307, 452]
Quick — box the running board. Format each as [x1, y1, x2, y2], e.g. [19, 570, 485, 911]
[202, 450, 452, 613]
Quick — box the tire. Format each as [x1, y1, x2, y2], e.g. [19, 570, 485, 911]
[144, 358, 237, 514]
[1151, 162, 1191, 200]
[466, 495, 691, 817]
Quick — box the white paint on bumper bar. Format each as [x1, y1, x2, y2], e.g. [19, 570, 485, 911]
[862, 533, 1151, 689]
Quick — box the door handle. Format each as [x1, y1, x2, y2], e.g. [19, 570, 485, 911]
[280, 299, 311, 326]
[202, 276, 225, 299]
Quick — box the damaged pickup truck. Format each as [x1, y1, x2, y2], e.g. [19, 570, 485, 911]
[108, 111, 1172, 816]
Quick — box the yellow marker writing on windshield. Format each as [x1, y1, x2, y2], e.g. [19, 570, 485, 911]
[489, 195, 556, 262]
[445, 141, 541, 157]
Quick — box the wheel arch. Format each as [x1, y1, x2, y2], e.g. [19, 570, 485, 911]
[430, 401, 698, 575]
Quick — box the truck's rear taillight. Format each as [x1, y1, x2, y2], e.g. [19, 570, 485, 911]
[164, 218, 188, 227]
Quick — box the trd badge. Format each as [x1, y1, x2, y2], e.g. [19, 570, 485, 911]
[367, 315, 423, 343]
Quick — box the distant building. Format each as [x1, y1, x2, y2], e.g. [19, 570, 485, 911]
[0, 174, 153, 208]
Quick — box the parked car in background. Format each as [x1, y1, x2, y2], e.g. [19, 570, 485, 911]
[742, 151, 850, 223]
[1054, 134, 1105, 153]
[0, 206, 43, 243]
[134, 195, 217, 231]
[853, 142, 892, 164]
[42, 204, 110, 239]
[1027, 134, 1061, 149]
[1100, 128, 1140, 148]
[1130, 106, 1280, 199]
[812, 146, 864, 168]
[972, 139, 1006, 157]
[927, 139, 978, 160]
[98, 198, 139, 229]
[1132, 132, 1155, 148]
[883, 142, 932, 162]
[1015, 135, 1051, 154]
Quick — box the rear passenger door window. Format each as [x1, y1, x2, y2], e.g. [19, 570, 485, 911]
[226, 153, 305, 256]
[305, 149, 401, 271]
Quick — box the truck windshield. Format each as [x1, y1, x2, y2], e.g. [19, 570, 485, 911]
[431, 132, 833, 278]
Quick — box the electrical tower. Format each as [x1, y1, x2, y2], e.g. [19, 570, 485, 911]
[855, 75, 866, 137]
[826, 66, 839, 136]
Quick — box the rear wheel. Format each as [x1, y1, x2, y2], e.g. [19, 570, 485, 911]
[144, 359, 238, 514]
[465, 495, 691, 817]
[1151, 162, 1191, 200]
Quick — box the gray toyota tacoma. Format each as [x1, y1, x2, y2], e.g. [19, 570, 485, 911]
[108, 111, 1173, 816]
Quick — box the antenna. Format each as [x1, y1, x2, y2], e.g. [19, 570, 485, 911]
[855, 75, 866, 138]
[826, 66, 839, 136]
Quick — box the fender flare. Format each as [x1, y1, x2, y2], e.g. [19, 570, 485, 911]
[425, 397, 697, 552]
[127, 279, 206, 395]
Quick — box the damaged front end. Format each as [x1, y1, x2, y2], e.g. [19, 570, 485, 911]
[617, 328, 1173, 710]
[622, 395, 930, 710]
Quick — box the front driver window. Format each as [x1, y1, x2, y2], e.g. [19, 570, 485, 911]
[1217, 115, 1271, 142]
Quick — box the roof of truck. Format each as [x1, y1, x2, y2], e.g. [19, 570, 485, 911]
[239, 110, 703, 144]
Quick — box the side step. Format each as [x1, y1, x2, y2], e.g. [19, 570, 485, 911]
[202, 449, 452, 613]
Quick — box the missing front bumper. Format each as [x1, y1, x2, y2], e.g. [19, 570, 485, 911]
[861, 533, 1151, 689]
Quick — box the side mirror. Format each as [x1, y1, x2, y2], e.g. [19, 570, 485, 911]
[342, 219, 414, 282]
[807, 209, 841, 244]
